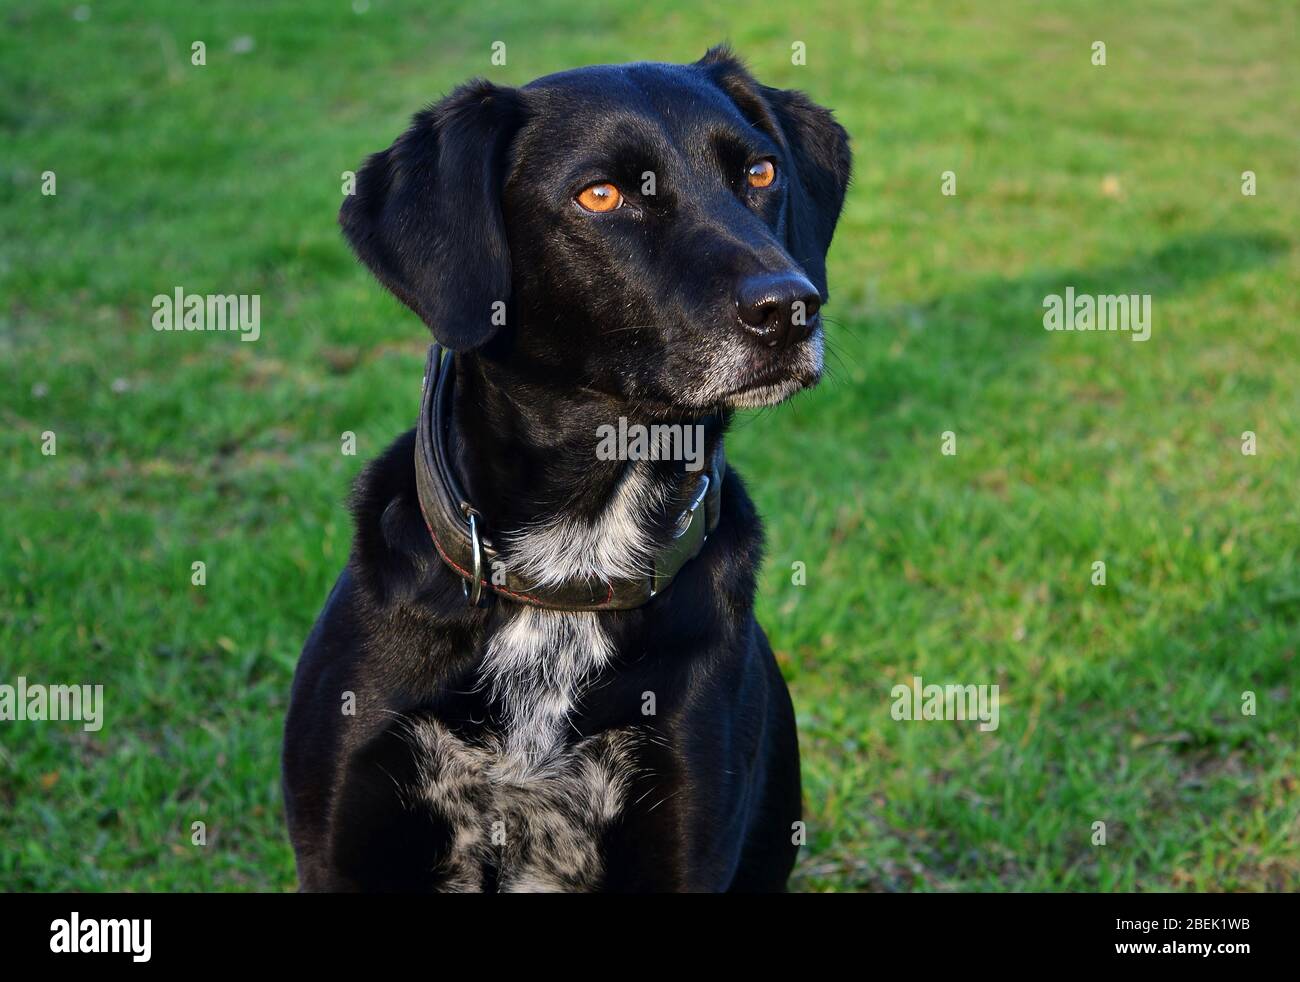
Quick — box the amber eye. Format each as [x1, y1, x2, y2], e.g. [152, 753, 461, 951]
[746, 159, 776, 189]
[575, 182, 624, 213]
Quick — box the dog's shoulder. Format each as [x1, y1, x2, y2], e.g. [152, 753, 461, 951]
[345, 427, 460, 611]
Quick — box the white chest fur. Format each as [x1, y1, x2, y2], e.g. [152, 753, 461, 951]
[410, 462, 662, 891]
[408, 609, 641, 893]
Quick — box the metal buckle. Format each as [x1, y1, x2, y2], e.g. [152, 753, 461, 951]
[461, 511, 484, 606]
[673, 474, 709, 539]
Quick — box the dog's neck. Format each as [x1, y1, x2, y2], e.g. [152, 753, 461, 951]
[444, 352, 726, 582]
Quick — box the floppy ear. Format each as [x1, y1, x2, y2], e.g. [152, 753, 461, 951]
[340, 80, 525, 351]
[700, 47, 852, 297]
[759, 85, 852, 297]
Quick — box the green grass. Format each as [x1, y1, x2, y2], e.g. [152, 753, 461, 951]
[2, 0, 1297, 892]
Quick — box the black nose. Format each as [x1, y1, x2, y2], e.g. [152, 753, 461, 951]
[735, 272, 822, 349]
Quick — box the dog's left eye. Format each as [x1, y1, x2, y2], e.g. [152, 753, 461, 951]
[746, 160, 777, 189]
[575, 182, 625, 213]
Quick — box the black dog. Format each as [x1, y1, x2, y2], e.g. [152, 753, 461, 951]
[283, 46, 850, 892]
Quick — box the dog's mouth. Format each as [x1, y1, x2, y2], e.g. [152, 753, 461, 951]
[718, 330, 824, 408]
[722, 374, 814, 408]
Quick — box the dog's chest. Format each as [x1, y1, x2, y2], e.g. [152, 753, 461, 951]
[411, 608, 640, 892]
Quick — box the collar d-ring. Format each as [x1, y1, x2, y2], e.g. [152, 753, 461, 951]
[461, 511, 485, 607]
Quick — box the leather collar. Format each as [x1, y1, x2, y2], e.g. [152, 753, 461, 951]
[413, 344, 725, 611]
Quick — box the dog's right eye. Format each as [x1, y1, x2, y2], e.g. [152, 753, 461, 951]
[575, 182, 624, 213]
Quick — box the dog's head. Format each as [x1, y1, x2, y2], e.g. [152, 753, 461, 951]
[342, 46, 851, 412]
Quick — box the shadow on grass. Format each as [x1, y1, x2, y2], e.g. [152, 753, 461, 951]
[926, 230, 1288, 318]
[831, 230, 1289, 419]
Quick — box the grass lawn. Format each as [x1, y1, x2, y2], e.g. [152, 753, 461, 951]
[2, 0, 1297, 891]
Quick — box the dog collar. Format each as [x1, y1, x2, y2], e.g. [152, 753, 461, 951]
[413, 344, 725, 611]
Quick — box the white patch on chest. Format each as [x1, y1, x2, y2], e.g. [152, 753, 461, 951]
[502, 459, 668, 587]
[480, 457, 661, 764]
[409, 461, 666, 891]
[408, 718, 642, 892]
[481, 607, 614, 765]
